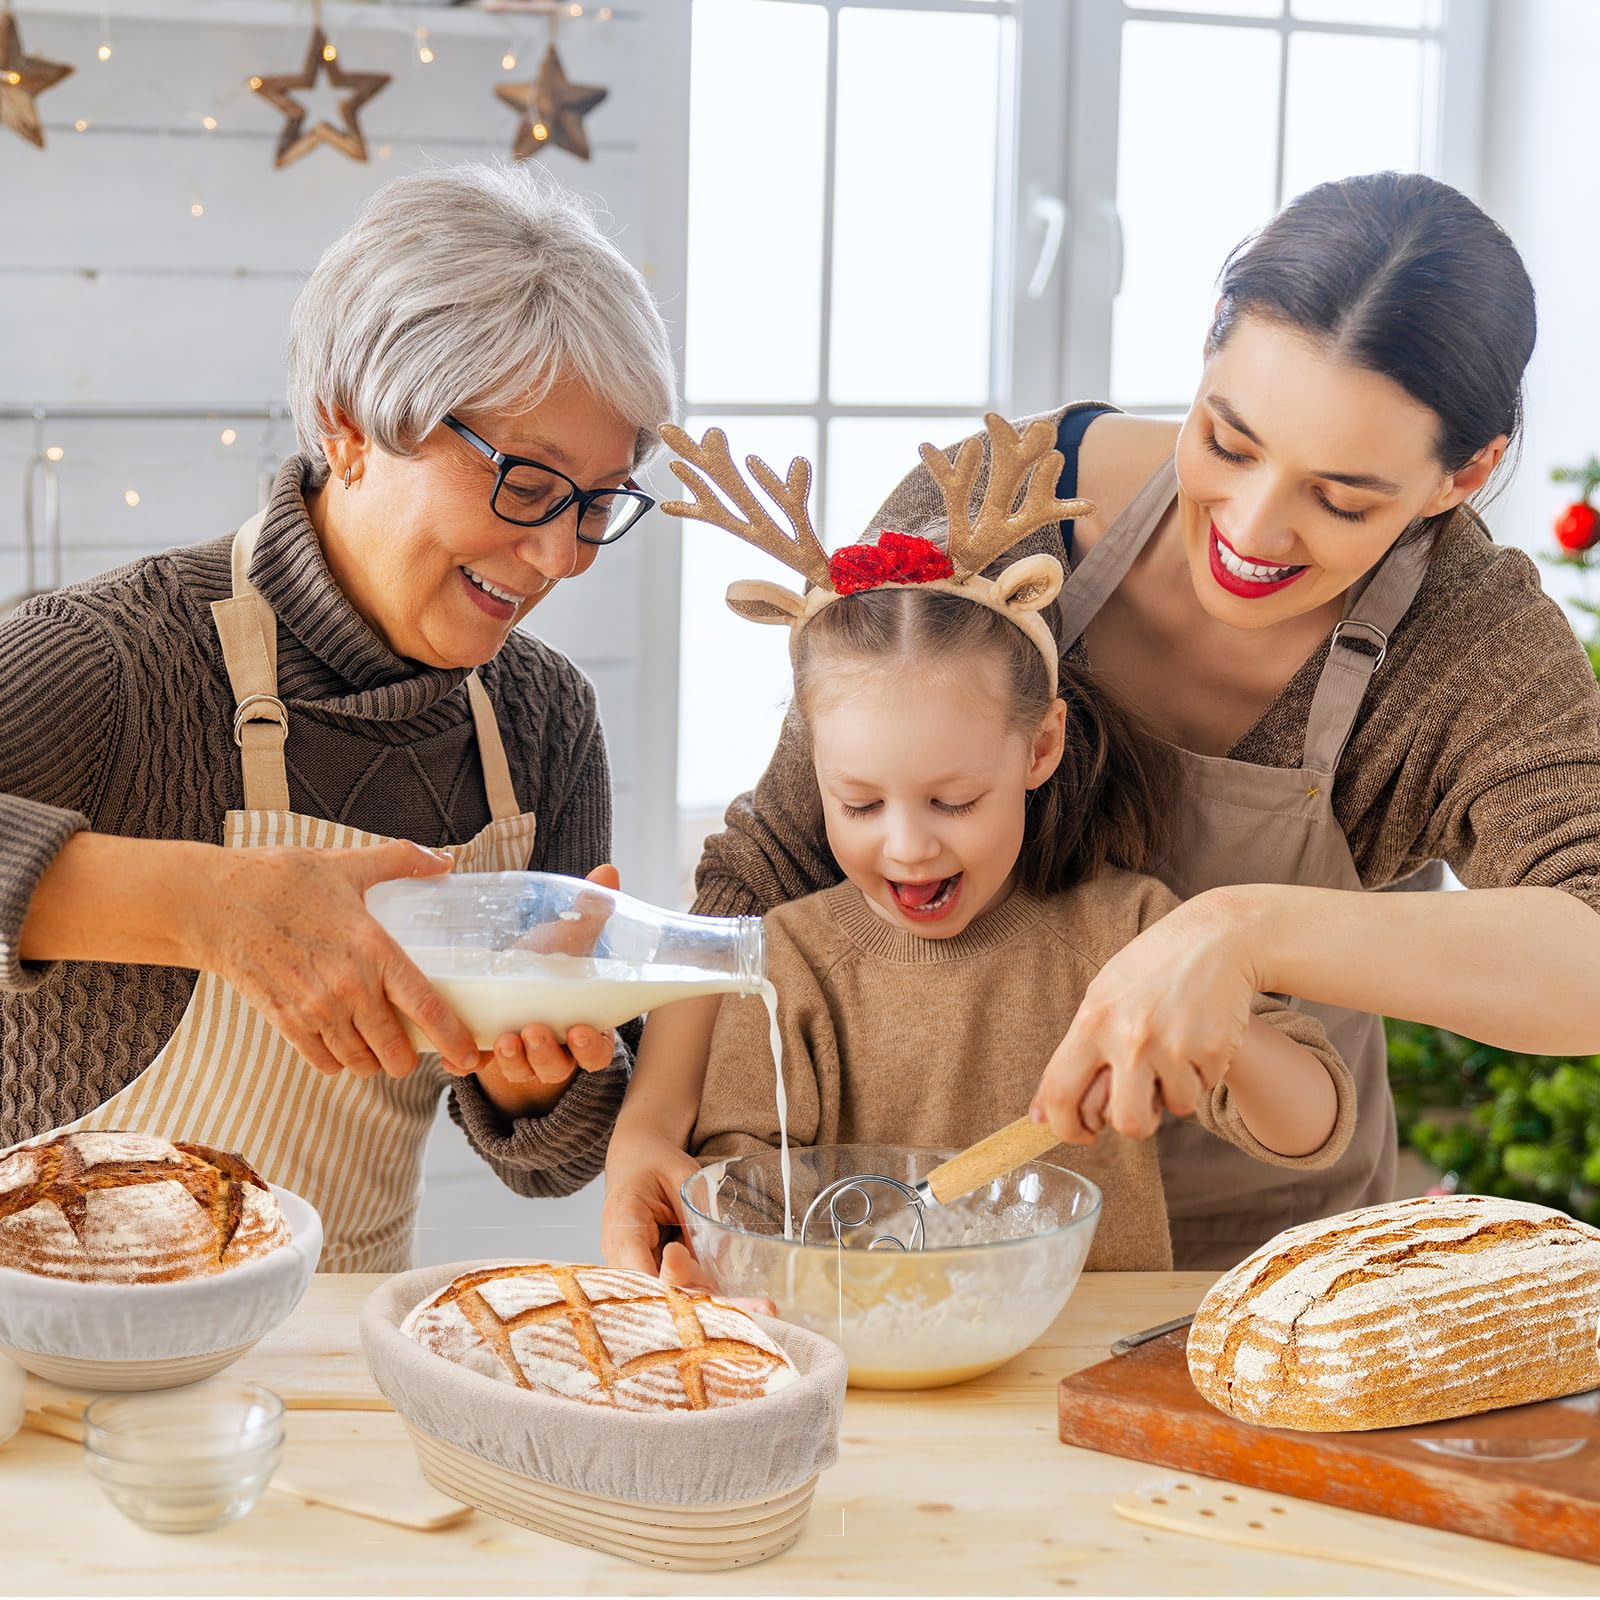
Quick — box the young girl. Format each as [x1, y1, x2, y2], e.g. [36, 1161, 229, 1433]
[622, 415, 1354, 1273]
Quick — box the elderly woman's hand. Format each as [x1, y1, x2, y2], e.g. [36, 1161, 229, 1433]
[203, 837, 480, 1079]
[1031, 887, 1260, 1143]
[473, 864, 623, 1117]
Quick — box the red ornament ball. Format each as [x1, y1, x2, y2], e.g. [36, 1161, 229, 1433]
[1555, 501, 1599, 552]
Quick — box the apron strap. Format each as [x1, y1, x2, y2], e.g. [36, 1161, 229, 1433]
[210, 511, 290, 812]
[211, 507, 526, 823]
[1301, 531, 1435, 776]
[466, 673, 521, 823]
[1055, 457, 1177, 650]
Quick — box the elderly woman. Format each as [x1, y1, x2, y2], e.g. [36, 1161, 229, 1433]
[0, 163, 676, 1271]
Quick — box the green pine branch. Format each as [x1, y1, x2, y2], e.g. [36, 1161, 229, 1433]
[1387, 1019, 1600, 1224]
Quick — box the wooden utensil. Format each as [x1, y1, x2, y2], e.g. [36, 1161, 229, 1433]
[1114, 1475, 1600, 1596]
[804, 1115, 1062, 1247]
[1059, 1325, 1600, 1567]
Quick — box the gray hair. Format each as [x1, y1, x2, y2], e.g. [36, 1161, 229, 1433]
[286, 162, 677, 483]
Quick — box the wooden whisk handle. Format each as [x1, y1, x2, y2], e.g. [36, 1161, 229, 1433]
[920, 1116, 1062, 1207]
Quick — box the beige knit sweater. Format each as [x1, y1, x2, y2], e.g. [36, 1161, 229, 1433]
[691, 872, 1355, 1271]
[691, 406, 1600, 924]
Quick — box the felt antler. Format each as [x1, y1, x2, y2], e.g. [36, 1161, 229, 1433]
[658, 423, 832, 591]
[919, 413, 1094, 580]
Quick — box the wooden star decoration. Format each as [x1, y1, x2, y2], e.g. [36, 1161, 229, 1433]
[495, 43, 607, 162]
[250, 25, 390, 170]
[0, 10, 74, 150]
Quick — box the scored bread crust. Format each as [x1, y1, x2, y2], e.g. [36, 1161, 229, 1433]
[1187, 1194, 1600, 1431]
[0, 1131, 290, 1283]
[402, 1262, 799, 1413]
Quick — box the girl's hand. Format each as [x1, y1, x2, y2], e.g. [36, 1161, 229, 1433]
[659, 1241, 777, 1319]
[477, 865, 623, 1115]
[1032, 888, 1259, 1143]
[601, 1136, 702, 1274]
[200, 838, 479, 1079]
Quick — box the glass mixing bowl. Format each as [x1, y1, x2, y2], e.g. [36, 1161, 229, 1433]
[681, 1145, 1101, 1389]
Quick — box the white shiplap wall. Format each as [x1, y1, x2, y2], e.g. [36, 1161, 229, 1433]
[0, 0, 691, 1265]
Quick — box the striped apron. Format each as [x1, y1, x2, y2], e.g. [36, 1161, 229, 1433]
[50, 512, 539, 1272]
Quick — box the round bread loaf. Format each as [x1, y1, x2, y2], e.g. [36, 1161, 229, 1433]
[1187, 1194, 1600, 1431]
[402, 1262, 799, 1412]
[0, 1131, 290, 1283]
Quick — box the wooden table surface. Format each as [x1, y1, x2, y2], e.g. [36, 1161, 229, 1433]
[2, 1270, 1595, 1596]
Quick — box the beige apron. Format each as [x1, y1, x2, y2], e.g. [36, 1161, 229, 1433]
[49, 513, 539, 1272]
[1058, 459, 1433, 1269]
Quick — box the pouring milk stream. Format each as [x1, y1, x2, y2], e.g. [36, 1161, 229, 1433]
[366, 872, 796, 1238]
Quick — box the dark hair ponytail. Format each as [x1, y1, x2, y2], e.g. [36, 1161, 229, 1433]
[1210, 172, 1535, 487]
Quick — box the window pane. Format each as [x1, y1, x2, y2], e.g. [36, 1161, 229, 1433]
[1282, 33, 1428, 202]
[1291, 0, 1438, 24]
[684, 1, 826, 405]
[1111, 23, 1280, 406]
[675, 415, 818, 811]
[1127, 0, 1282, 15]
[829, 9, 1002, 406]
[824, 416, 980, 549]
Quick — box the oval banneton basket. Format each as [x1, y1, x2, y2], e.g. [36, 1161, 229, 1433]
[361, 1260, 849, 1572]
[0, 1185, 322, 1391]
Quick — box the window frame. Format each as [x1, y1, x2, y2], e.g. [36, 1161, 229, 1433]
[1013, 0, 1491, 418]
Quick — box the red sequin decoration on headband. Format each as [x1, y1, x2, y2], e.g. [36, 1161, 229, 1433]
[828, 530, 955, 596]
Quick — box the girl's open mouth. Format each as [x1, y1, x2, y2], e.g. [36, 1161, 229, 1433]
[889, 872, 963, 923]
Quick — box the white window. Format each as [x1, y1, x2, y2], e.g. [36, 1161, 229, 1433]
[674, 0, 1019, 898]
[670, 0, 1487, 900]
[1053, 0, 1488, 413]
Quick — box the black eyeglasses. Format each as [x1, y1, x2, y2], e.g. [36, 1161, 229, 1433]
[441, 414, 654, 545]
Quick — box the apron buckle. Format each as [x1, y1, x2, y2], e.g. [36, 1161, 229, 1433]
[1330, 618, 1389, 672]
[232, 692, 288, 747]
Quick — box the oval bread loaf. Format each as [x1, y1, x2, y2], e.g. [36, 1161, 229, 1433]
[403, 1262, 799, 1412]
[1187, 1194, 1600, 1431]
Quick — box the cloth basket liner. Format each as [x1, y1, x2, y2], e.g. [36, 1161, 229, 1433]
[361, 1259, 847, 1508]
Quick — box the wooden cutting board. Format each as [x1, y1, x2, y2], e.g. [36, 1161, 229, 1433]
[1058, 1327, 1600, 1566]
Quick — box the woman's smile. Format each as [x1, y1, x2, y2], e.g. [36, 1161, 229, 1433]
[1208, 522, 1309, 599]
[458, 563, 537, 621]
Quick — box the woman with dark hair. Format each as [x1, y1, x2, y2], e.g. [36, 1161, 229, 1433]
[605, 170, 1600, 1272]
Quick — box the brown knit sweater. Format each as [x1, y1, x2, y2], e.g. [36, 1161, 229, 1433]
[692, 405, 1600, 922]
[691, 873, 1354, 1270]
[0, 456, 628, 1194]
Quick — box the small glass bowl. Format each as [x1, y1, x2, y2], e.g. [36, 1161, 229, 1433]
[82, 1380, 284, 1534]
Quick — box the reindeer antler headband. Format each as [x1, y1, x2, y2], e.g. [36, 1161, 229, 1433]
[658, 413, 1094, 698]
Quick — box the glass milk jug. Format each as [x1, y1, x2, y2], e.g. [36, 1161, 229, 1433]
[365, 871, 766, 1047]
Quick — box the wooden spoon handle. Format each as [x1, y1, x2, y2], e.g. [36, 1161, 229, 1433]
[922, 1115, 1061, 1206]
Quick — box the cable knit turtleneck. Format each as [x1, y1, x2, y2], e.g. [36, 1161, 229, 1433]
[0, 456, 626, 1196]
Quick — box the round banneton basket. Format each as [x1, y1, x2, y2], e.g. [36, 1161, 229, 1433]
[361, 1260, 848, 1572]
[0, 1186, 322, 1392]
